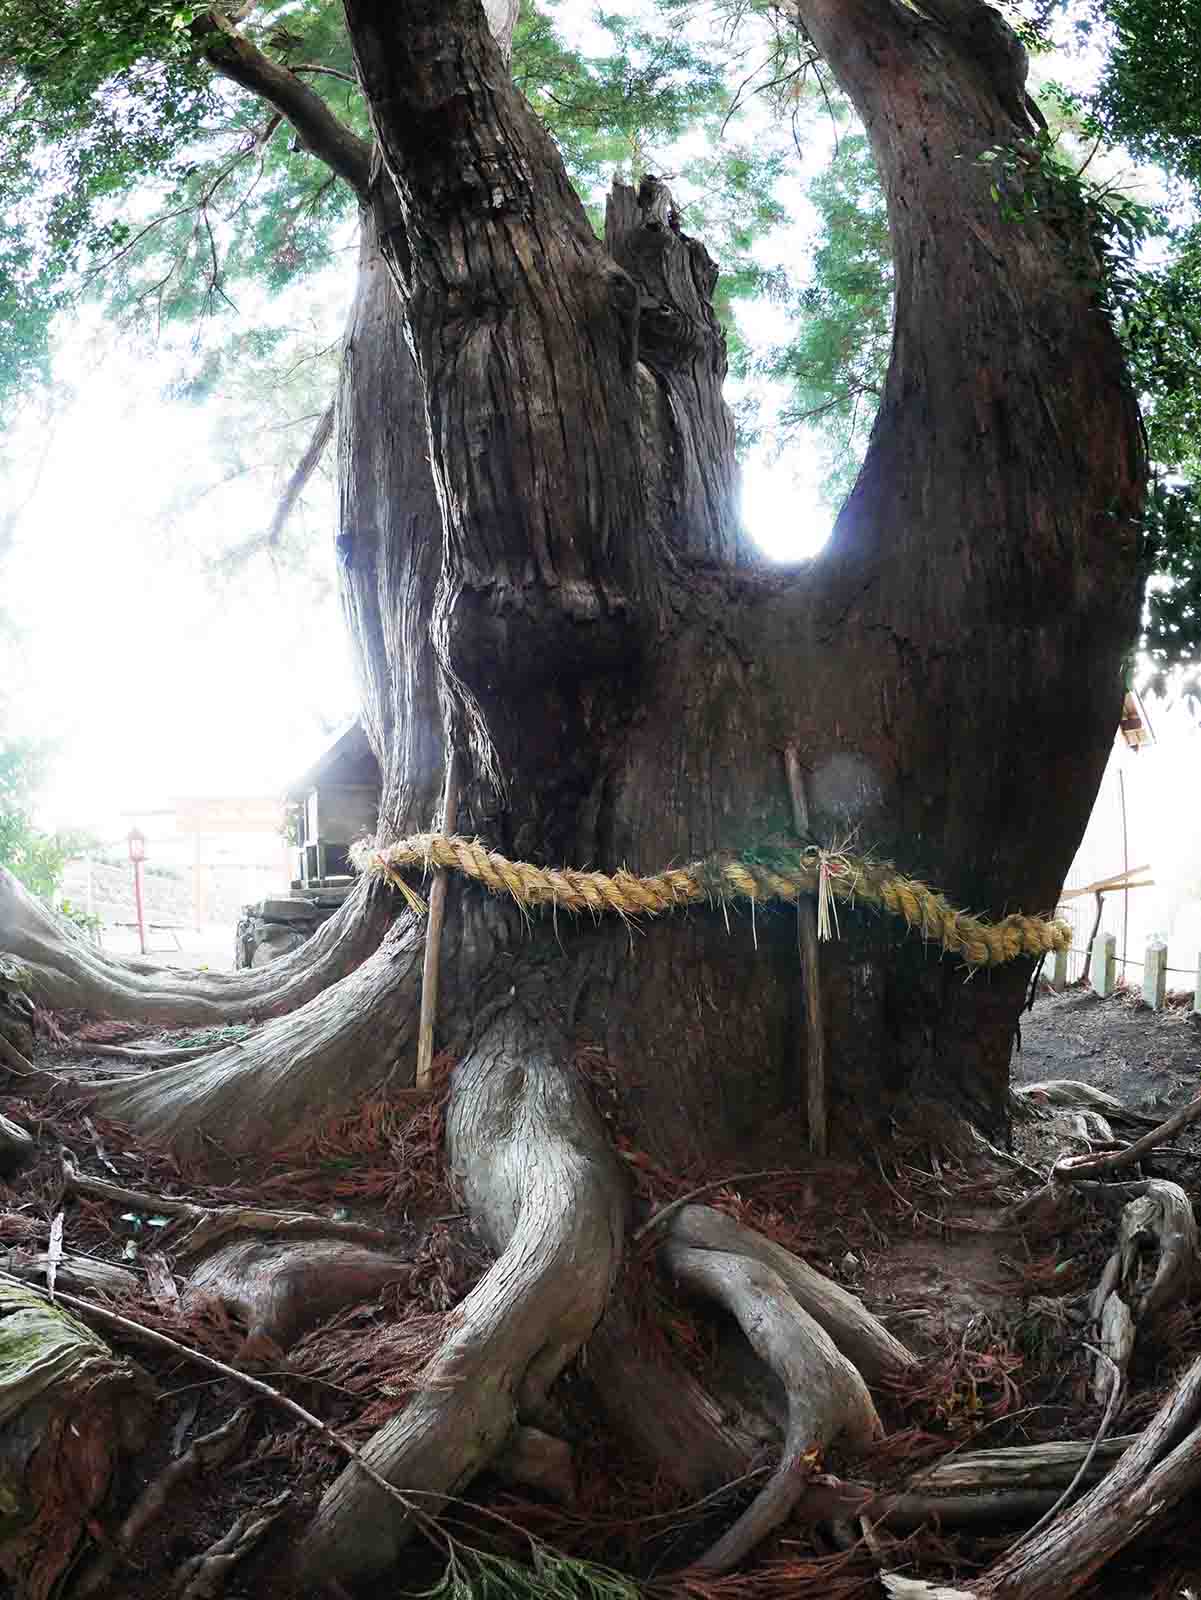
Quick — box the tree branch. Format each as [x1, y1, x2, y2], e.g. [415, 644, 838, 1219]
[211, 398, 336, 574]
[195, 12, 371, 199]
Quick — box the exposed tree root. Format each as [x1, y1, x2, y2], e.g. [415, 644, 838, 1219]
[890, 1351, 1201, 1598]
[294, 1011, 628, 1589]
[64, 1040, 221, 1065]
[1013, 1080, 1158, 1128]
[175, 1490, 291, 1600]
[586, 1301, 773, 1495]
[0, 1110, 33, 1171]
[183, 1236, 415, 1353]
[495, 1424, 578, 1504]
[0, 866, 391, 1026]
[1088, 1177, 1197, 1398]
[663, 1238, 881, 1572]
[85, 920, 425, 1153]
[1010, 1087, 1201, 1410]
[73, 1406, 256, 1598]
[1057, 1087, 1201, 1180]
[0, 1277, 153, 1600]
[666, 1205, 916, 1385]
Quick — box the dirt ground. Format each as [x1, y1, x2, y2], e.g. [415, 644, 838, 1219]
[1014, 983, 1201, 1113]
[6, 986, 1201, 1599]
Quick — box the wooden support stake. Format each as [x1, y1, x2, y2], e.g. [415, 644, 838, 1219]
[1083, 889, 1105, 983]
[784, 746, 827, 1157]
[416, 747, 461, 1091]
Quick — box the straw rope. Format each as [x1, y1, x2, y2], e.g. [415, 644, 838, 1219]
[352, 834, 1070, 969]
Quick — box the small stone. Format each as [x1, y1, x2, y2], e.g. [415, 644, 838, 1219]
[841, 1251, 860, 1274]
[256, 897, 318, 923]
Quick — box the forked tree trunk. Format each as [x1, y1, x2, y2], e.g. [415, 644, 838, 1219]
[0, 1, 1149, 1590]
[331, 0, 1141, 1165]
[2, 0, 1141, 1155]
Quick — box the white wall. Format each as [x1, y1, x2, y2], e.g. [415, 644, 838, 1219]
[1058, 702, 1201, 990]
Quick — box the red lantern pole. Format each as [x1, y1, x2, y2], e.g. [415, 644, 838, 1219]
[128, 829, 148, 956]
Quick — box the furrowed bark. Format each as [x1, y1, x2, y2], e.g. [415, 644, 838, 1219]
[344, 0, 650, 691]
[337, 208, 448, 842]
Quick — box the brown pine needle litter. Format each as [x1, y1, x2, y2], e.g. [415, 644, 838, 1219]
[353, 834, 1069, 968]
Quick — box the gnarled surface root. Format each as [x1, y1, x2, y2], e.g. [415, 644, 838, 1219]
[885, 1352, 1201, 1598]
[667, 1204, 916, 1384]
[0, 865, 390, 1026]
[86, 919, 425, 1154]
[586, 1301, 773, 1495]
[183, 1237, 416, 1355]
[1089, 1177, 1197, 1400]
[663, 1229, 882, 1573]
[294, 1010, 627, 1589]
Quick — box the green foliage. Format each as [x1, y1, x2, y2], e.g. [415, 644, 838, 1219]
[1140, 479, 1201, 700]
[57, 898, 103, 937]
[427, 1545, 641, 1600]
[514, 1, 727, 192]
[0, 0, 219, 395]
[1090, 0, 1201, 186]
[1121, 222, 1201, 478]
[0, 738, 94, 906]
[751, 130, 891, 505]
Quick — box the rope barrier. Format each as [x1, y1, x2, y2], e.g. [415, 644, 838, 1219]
[352, 834, 1070, 969]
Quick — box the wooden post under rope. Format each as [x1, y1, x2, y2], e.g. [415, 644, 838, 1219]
[784, 746, 827, 1157]
[416, 747, 461, 1091]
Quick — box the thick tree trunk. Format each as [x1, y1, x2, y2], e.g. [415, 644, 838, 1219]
[3, 2, 1149, 1591]
[329, 0, 1141, 1161]
[61, 0, 1142, 1159]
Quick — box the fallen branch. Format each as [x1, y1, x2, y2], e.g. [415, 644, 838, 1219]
[61, 1156, 397, 1257]
[3, 1247, 138, 1298]
[0, 1271, 433, 1525]
[1007, 1346, 1122, 1550]
[888, 1351, 1201, 1598]
[1055, 1089, 1201, 1180]
[176, 1490, 291, 1599]
[75, 1406, 256, 1597]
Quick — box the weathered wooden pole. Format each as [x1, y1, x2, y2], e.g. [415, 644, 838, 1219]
[784, 746, 827, 1157]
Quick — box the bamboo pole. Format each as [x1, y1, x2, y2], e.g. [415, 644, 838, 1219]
[416, 747, 461, 1091]
[784, 746, 826, 1156]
